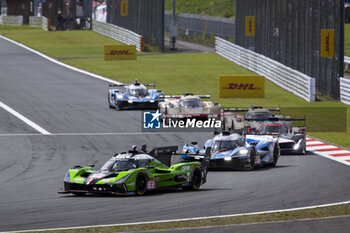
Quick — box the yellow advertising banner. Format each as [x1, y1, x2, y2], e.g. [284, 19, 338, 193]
[219, 76, 265, 98]
[245, 16, 255, 37]
[320, 29, 334, 58]
[121, 0, 128, 17]
[104, 45, 137, 60]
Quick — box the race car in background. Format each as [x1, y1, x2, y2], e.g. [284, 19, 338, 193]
[108, 80, 164, 110]
[247, 119, 306, 155]
[221, 105, 281, 132]
[159, 93, 221, 121]
[59, 145, 209, 196]
[182, 131, 279, 170]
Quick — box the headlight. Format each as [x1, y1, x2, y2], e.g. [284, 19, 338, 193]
[224, 157, 232, 161]
[117, 95, 124, 99]
[293, 139, 303, 150]
[150, 100, 155, 103]
[238, 149, 249, 155]
[128, 100, 133, 103]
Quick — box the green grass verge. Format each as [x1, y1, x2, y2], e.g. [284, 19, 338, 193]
[345, 24, 350, 57]
[165, 0, 236, 18]
[1, 25, 349, 148]
[21, 203, 350, 232]
[0, 25, 123, 58]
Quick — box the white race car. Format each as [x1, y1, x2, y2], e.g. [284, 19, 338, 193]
[159, 93, 221, 121]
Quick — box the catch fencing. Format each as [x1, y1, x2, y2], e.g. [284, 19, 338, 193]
[215, 37, 315, 102]
[340, 78, 350, 105]
[165, 11, 235, 41]
[106, 0, 164, 51]
[29, 16, 50, 31]
[0, 15, 23, 25]
[235, 0, 343, 100]
[92, 19, 144, 52]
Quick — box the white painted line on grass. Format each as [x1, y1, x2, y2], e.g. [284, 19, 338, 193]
[4, 200, 350, 233]
[0, 101, 51, 135]
[0, 35, 123, 85]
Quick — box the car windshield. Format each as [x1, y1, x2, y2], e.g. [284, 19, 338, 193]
[212, 140, 239, 152]
[258, 124, 287, 134]
[180, 99, 203, 108]
[100, 158, 137, 172]
[129, 88, 148, 97]
[245, 112, 272, 120]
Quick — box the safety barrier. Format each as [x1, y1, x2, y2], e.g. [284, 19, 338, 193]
[92, 20, 144, 52]
[29, 16, 50, 31]
[0, 15, 23, 26]
[340, 78, 350, 105]
[215, 37, 316, 102]
[345, 56, 350, 72]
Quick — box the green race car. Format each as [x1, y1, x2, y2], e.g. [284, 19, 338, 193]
[59, 146, 209, 196]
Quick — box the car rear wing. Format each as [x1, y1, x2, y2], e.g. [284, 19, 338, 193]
[109, 83, 125, 87]
[222, 104, 281, 113]
[149, 146, 178, 167]
[143, 81, 156, 88]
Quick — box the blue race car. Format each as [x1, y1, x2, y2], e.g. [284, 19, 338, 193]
[108, 80, 164, 110]
[182, 131, 279, 170]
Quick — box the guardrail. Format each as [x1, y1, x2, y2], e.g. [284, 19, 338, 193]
[340, 78, 350, 105]
[0, 15, 23, 26]
[92, 20, 144, 52]
[345, 56, 350, 72]
[215, 37, 315, 102]
[29, 16, 50, 31]
[165, 11, 235, 40]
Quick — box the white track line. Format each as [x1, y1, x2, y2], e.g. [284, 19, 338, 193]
[0, 35, 123, 85]
[0, 101, 51, 135]
[4, 200, 350, 233]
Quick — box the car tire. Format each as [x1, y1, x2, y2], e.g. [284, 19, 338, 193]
[299, 142, 306, 155]
[108, 94, 114, 108]
[249, 148, 256, 170]
[115, 102, 121, 111]
[183, 166, 202, 190]
[135, 172, 148, 195]
[271, 143, 279, 166]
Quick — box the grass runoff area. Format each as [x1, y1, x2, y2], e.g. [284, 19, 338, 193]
[14, 203, 350, 232]
[165, 0, 236, 18]
[0, 25, 349, 232]
[1, 25, 349, 147]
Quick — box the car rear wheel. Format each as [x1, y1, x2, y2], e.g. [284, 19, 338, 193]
[183, 166, 202, 190]
[135, 172, 148, 195]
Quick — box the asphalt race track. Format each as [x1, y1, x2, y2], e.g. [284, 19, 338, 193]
[0, 37, 350, 232]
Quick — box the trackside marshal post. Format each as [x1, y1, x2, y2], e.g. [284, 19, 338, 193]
[104, 45, 137, 60]
[219, 76, 265, 98]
